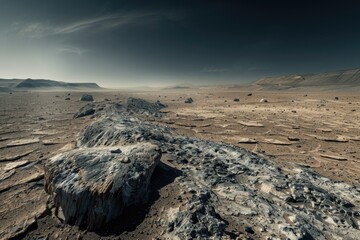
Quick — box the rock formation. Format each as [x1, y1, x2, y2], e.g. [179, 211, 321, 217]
[45, 143, 161, 230]
[44, 98, 360, 239]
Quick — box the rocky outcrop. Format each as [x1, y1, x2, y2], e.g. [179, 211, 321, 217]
[125, 97, 166, 116]
[45, 143, 161, 230]
[45, 99, 360, 238]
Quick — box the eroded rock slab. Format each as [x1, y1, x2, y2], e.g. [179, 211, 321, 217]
[7, 138, 40, 147]
[44, 143, 161, 230]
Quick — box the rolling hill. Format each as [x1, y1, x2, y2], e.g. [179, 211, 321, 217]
[254, 68, 360, 90]
[0, 78, 101, 92]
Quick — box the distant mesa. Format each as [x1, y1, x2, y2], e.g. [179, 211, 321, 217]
[163, 83, 194, 90]
[254, 68, 360, 90]
[0, 78, 101, 91]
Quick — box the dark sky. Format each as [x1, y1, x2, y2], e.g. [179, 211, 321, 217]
[1, 0, 360, 87]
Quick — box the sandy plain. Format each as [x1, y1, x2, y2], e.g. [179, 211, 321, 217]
[0, 87, 359, 239]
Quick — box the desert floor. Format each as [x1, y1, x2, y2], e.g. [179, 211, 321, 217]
[0, 88, 359, 239]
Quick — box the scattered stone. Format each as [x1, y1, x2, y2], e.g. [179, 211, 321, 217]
[323, 136, 349, 143]
[185, 98, 193, 104]
[320, 154, 347, 161]
[65, 97, 71, 100]
[79, 94, 94, 102]
[42, 140, 59, 146]
[233, 98, 240, 102]
[260, 98, 268, 103]
[238, 138, 258, 144]
[238, 121, 264, 127]
[264, 138, 292, 145]
[335, 97, 339, 100]
[110, 148, 122, 154]
[245, 226, 255, 234]
[73, 104, 95, 118]
[288, 136, 300, 141]
[318, 128, 332, 133]
[247, 93, 252, 96]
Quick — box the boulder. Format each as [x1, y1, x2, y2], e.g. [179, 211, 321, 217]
[44, 143, 161, 230]
[73, 104, 95, 118]
[185, 98, 193, 104]
[80, 94, 94, 102]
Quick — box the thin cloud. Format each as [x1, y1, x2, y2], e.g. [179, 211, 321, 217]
[12, 11, 179, 39]
[202, 67, 231, 73]
[57, 46, 91, 55]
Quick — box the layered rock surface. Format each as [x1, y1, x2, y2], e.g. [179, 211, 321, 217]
[45, 143, 161, 230]
[44, 98, 360, 239]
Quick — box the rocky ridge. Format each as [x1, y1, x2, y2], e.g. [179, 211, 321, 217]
[45, 98, 360, 239]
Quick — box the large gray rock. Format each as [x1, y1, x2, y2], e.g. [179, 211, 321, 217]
[79, 94, 94, 102]
[44, 143, 161, 230]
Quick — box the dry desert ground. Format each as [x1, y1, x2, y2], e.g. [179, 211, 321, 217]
[0, 88, 359, 239]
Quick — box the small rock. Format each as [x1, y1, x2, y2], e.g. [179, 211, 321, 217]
[245, 226, 255, 234]
[185, 98, 193, 104]
[288, 137, 300, 141]
[121, 156, 130, 163]
[73, 104, 95, 118]
[65, 97, 71, 100]
[111, 148, 122, 154]
[233, 98, 240, 102]
[260, 98, 268, 103]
